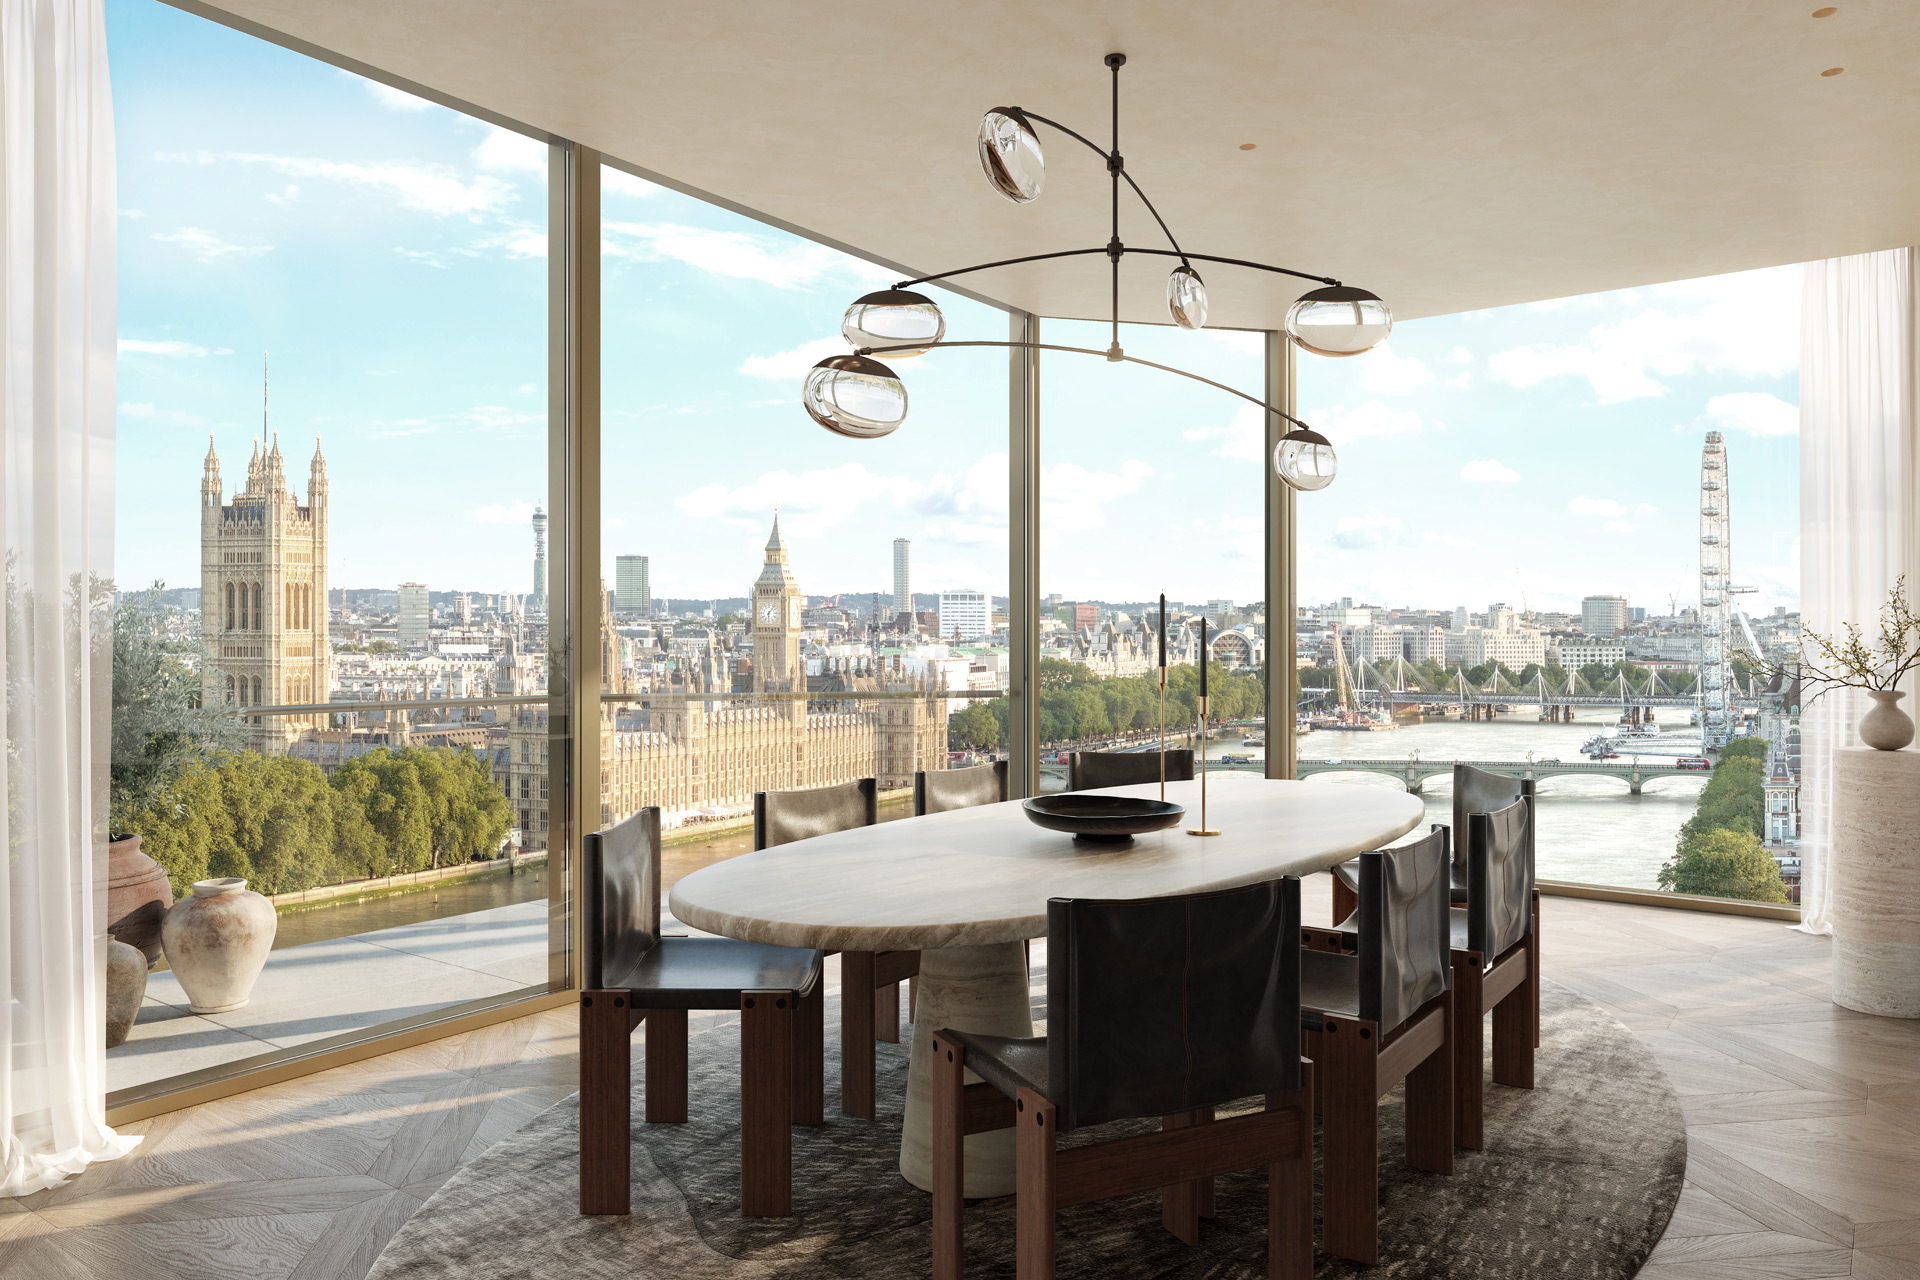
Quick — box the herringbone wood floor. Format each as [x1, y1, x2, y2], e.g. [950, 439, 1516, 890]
[3, 888, 1916, 1279]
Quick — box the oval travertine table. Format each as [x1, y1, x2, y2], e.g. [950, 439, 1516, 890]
[669, 775, 1425, 1196]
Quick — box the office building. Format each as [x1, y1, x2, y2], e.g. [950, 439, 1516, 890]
[615, 554, 651, 615]
[938, 589, 990, 640]
[1582, 594, 1630, 636]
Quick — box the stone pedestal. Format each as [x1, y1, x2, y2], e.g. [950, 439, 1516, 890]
[1832, 747, 1920, 1018]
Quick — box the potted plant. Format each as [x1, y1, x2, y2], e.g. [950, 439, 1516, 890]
[1739, 576, 1920, 751]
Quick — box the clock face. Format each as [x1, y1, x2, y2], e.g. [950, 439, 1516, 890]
[760, 602, 778, 624]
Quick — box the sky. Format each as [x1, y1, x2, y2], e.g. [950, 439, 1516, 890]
[109, 0, 1801, 618]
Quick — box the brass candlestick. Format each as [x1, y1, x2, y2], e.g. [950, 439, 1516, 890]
[1157, 668, 1167, 803]
[1187, 695, 1220, 835]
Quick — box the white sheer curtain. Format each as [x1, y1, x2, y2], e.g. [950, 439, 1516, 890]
[1, 0, 137, 1194]
[1798, 247, 1920, 935]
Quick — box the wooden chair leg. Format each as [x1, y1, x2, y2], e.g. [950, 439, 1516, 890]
[792, 980, 824, 1125]
[1404, 992, 1455, 1176]
[1332, 872, 1358, 927]
[931, 1034, 967, 1280]
[643, 1007, 687, 1125]
[740, 991, 793, 1217]
[1530, 890, 1543, 1048]
[579, 991, 632, 1216]
[1316, 1016, 1379, 1265]
[875, 980, 901, 1044]
[1267, 1061, 1314, 1280]
[1303, 1026, 1326, 1118]
[1492, 959, 1536, 1090]
[1451, 951, 1486, 1150]
[1015, 1088, 1057, 1280]
[840, 950, 878, 1119]
[1159, 1107, 1213, 1244]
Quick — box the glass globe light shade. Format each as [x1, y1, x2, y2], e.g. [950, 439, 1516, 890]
[840, 289, 946, 358]
[1166, 264, 1208, 330]
[802, 355, 908, 439]
[977, 108, 1045, 204]
[1273, 427, 1337, 492]
[1283, 285, 1393, 357]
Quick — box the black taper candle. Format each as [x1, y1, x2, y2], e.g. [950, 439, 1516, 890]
[1199, 617, 1208, 696]
[1158, 593, 1166, 668]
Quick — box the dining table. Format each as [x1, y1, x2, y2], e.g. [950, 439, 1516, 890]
[668, 773, 1426, 1197]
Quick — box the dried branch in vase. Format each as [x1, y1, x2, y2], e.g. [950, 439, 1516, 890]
[1736, 575, 1920, 703]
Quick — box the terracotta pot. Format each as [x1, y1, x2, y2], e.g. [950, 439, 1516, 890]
[161, 878, 277, 1014]
[1859, 690, 1915, 751]
[107, 833, 173, 966]
[105, 938, 148, 1049]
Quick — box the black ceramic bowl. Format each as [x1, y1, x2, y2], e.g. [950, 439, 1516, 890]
[1021, 795, 1187, 844]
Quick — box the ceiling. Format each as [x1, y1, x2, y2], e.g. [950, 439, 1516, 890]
[181, 0, 1920, 327]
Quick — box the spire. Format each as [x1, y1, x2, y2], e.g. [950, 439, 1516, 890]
[765, 511, 789, 563]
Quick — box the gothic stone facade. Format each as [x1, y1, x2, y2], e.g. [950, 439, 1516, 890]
[200, 434, 331, 748]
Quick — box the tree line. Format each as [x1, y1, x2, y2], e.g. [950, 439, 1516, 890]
[112, 590, 510, 899]
[1656, 737, 1790, 903]
[949, 659, 1266, 751]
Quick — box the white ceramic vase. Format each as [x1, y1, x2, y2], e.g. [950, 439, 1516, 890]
[1859, 690, 1915, 752]
[161, 878, 277, 1014]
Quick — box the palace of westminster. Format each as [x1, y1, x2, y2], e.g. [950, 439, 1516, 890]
[197, 434, 950, 847]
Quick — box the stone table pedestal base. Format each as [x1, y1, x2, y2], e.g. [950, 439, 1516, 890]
[1832, 747, 1920, 1019]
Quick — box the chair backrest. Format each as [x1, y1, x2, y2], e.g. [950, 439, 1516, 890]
[1067, 749, 1195, 792]
[1466, 797, 1533, 961]
[1045, 877, 1302, 1132]
[1355, 827, 1452, 1033]
[754, 777, 877, 850]
[582, 806, 662, 991]
[1452, 763, 1534, 892]
[914, 760, 1008, 815]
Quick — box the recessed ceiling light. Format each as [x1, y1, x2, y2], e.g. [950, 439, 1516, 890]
[1821, 66, 1845, 75]
[1812, 6, 1837, 16]
[1239, 143, 1256, 151]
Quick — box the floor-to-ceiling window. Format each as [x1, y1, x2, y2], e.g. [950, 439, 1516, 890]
[107, 0, 558, 1099]
[1294, 266, 1804, 905]
[1032, 320, 1267, 792]
[595, 161, 1011, 885]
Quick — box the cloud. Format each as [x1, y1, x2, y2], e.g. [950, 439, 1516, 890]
[1041, 460, 1153, 533]
[1487, 264, 1799, 402]
[1310, 401, 1423, 439]
[394, 247, 447, 268]
[675, 463, 902, 537]
[353, 73, 435, 112]
[1568, 496, 1625, 517]
[1447, 371, 1472, 389]
[1201, 329, 1264, 356]
[159, 150, 514, 216]
[473, 500, 537, 524]
[1602, 520, 1638, 533]
[1332, 508, 1406, 551]
[1182, 403, 1264, 461]
[119, 402, 205, 426]
[153, 227, 272, 262]
[1459, 459, 1520, 483]
[1447, 347, 1472, 365]
[910, 453, 1009, 547]
[603, 220, 886, 288]
[1703, 390, 1798, 436]
[264, 184, 300, 206]
[473, 127, 544, 174]
[1359, 343, 1432, 394]
[739, 337, 848, 380]
[118, 338, 229, 357]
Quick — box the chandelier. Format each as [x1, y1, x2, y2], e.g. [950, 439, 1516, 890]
[802, 53, 1393, 492]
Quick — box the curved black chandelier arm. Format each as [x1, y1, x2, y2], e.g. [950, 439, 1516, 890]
[1014, 109, 1110, 167]
[1127, 246, 1340, 289]
[892, 245, 1109, 292]
[1118, 169, 1187, 264]
[857, 339, 1314, 434]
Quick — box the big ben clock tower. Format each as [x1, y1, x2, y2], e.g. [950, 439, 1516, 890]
[751, 513, 805, 692]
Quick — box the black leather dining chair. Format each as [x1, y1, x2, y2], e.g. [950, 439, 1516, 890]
[1299, 828, 1454, 1265]
[1066, 748, 1194, 792]
[930, 877, 1314, 1280]
[579, 807, 825, 1218]
[754, 777, 902, 1120]
[915, 760, 1008, 814]
[1330, 765, 1540, 1048]
[1450, 796, 1536, 1149]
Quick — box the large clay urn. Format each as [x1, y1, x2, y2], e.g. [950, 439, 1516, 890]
[107, 833, 173, 966]
[161, 878, 276, 1014]
[105, 939, 148, 1049]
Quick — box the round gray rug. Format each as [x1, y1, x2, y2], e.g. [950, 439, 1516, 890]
[370, 976, 1684, 1279]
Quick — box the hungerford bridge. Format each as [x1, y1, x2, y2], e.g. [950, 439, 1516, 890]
[1210, 755, 1710, 795]
[1298, 657, 1763, 718]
